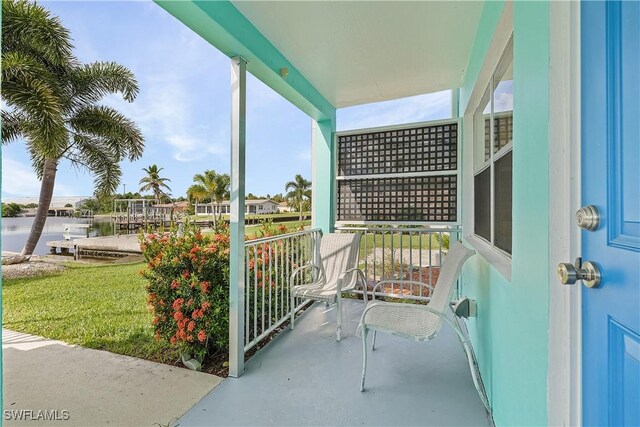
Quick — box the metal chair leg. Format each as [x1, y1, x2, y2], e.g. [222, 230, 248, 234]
[336, 295, 342, 341]
[371, 330, 377, 351]
[290, 292, 295, 330]
[360, 327, 368, 392]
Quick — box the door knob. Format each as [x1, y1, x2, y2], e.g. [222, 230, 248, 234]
[557, 257, 602, 288]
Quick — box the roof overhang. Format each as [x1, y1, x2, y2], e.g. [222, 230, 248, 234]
[155, 1, 483, 117]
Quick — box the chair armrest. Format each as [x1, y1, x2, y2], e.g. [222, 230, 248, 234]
[336, 267, 368, 297]
[289, 263, 323, 287]
[370, 280, 434, 301]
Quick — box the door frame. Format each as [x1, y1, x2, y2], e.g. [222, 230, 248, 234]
[547, 1, 582, 425]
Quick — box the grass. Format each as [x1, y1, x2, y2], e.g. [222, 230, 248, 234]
[2, 262, 179, 365]
[358, 231, 446, 257]
[244, 219, 312, 238]
[200, 219, 312, 239]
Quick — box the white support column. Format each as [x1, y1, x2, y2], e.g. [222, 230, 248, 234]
[229, 56, 247, 378]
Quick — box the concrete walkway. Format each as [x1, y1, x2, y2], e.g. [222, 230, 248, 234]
[2, 330, 222, 427]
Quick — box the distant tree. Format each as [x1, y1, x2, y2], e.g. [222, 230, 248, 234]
[285, 174, 312, 223]
[186, 184, 208, 204]
[191, 170, 230, 227]
[1, 202, 23, 217]
[246, 193, 258, 200]
[64, 203, 73, 208]
[271, 193, 285, 203]
[2, 0, 144, 256]
[79, 198, 100, 213]
[139, 164, 171, 204]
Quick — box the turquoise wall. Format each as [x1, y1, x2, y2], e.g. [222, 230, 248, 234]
[459, 2, 550, 426]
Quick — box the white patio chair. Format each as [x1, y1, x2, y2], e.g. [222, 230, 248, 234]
[357, 241, 490, 411]
[289, 232, 367, 341]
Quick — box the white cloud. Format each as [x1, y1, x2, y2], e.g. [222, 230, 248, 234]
[102, 73, 228, 163]
[1, 157, 72, 198]
[96, 21, 231, 163]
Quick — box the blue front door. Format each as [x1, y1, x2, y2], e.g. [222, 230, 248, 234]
[582, 1, 640, 425]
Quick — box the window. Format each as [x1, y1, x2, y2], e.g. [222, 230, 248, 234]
[473, 37, 513, 255]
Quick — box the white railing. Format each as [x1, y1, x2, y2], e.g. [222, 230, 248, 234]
[336, 225, 463, 301]
[243, 228, 322, 352]
[240, 225, 460, 355]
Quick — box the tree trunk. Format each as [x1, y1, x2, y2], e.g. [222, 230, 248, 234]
[21, 159, 58, 256]
[299, 201, 303, 223]
[211, 201, 217, 228]
[217, 201, 223, 224]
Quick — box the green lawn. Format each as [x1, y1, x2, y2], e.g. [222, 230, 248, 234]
[244, 219, 312, 238]
[2, 262, 178, 364]
[200, 219, 312, 239]
[358, 230, 447, 256]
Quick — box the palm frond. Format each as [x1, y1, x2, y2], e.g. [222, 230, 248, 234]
[2, 79, 67, 156]
[1, 109, 27, 144]
[67, 133, 122, 196]
[2, 51, 61, 92]
[2, 0, 73, 66]
[70, 105, 144, 161]
[69, 61, 139, 106]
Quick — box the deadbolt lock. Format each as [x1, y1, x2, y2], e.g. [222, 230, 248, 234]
[576, 205, 600, 231]
[557, 257, 602, 288]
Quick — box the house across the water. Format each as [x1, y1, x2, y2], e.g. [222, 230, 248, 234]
[195, 199, 279, 216]
[151, 201, 190, 215]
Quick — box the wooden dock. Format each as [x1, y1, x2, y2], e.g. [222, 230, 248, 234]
[47, 235, 142, 260]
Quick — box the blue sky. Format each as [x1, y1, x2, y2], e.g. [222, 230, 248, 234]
[1, 1, 451, 201]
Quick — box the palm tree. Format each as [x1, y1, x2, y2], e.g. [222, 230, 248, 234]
[186, 183, 207, 202]
[285, 174, 312, 223]
[139, 165, 171, 204]
[2, 0, 144, 256]
[191, 170, 230, 226]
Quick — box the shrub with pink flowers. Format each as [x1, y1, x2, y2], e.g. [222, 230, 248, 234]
[140, 219, 299, 367]
[140, 221, 231, 363]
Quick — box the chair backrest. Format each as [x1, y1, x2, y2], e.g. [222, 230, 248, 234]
[318, 233, 362, 289]
[427, 241, 476, 314]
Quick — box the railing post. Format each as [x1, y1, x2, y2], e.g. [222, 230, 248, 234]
[229, 56, 247, 378]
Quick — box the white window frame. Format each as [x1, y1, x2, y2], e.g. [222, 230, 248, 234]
[472, 37, 513, 256]
[462, 5, 514, 281]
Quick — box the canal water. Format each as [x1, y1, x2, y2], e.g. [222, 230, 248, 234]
[1, 216, 115, 255]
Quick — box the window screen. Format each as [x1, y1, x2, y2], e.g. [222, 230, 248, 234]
[474, 168, 491, 241]
[494, 151, 512, 254]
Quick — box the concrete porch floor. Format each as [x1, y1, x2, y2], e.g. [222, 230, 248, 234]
[179, 299, 491, 426]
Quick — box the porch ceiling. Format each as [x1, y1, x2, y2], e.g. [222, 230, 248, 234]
[232, 1, 484, 108]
